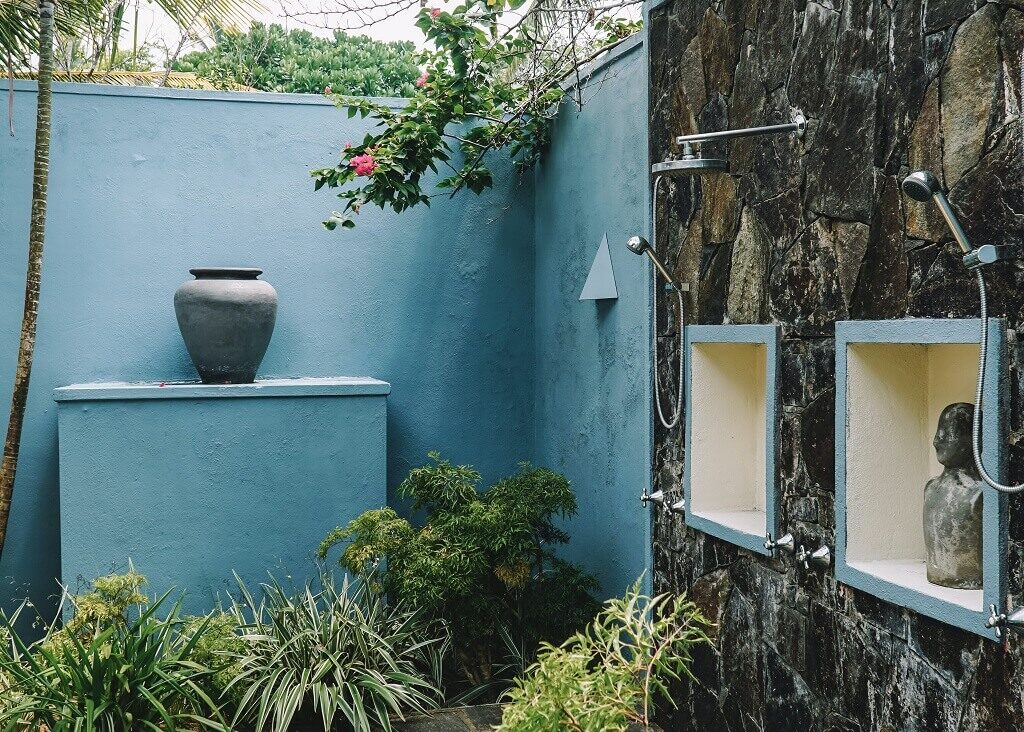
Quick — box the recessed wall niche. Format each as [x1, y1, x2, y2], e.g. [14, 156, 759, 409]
[835, 319, 1007, 639]
[683, 324, 780, 555]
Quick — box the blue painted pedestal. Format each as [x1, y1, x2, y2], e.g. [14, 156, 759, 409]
[54, 377, 389, 610]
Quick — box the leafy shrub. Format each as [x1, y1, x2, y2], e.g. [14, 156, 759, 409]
[226, 573, 444, 732]
[173, 23, 420, 96]
[497, 580, 711, 732]
[182, 611, 246, 709]
[318, 453, 600, 688]
[60, 569, 147, 635]
[0, 582, 227, 731]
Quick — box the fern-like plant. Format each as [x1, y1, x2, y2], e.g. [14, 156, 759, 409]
[497, 579, 711, 732]
[318, 453, 600, 689]
[225, 572, 445, 732]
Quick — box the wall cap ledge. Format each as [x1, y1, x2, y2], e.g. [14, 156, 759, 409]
[53, 376, 391, 401]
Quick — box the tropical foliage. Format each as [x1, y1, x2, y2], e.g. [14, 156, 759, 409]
[498, 580, 711, 732]
[318, 453, 600, 688]
[225, 573, 444, 732]
[0, 573, 227, 731]
[311, 0, 641, 229]
[174, 23, 420, 96]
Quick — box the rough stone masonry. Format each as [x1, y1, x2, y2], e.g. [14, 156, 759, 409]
[648, 0, 1024, 728]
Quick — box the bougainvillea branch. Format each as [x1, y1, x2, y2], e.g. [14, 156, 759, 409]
[310, 0, 640, 230]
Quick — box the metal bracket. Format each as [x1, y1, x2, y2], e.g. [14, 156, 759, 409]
[796, 544, 831, 571]
[764, 532, 795, 556]
[668, 498, 685, 515]
[963, 245, 1013, 270]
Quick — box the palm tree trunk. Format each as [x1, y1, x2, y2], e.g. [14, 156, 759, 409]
[0, 0, 54, 557]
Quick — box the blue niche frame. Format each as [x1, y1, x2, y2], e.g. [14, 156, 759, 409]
[835, 318, 1007, 640]
[683, 324, 780, 556]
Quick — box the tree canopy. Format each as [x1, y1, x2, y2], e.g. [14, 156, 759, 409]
[173, 23, 421, 96]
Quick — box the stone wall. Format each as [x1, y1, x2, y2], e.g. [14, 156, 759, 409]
[648, 0, 1024, 728]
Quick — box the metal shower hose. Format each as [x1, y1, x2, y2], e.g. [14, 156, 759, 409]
[652, 174, 684, 430]
[973, 269, 1024, 492]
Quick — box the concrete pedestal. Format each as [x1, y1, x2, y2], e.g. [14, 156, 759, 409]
[54, 377, 389, 610]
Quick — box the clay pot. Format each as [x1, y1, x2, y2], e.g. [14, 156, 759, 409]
[174, 268, 278, 384]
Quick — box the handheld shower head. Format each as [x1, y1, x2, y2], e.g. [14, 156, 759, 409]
[900, 170, 972, 254]
[901, 170, 942, 202]
[626, 236, 676, 287]
[626, 235, 651, 255]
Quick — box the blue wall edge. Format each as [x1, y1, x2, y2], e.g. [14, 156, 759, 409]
[561, 35, 643, 92]
[10, 79, 408, 109]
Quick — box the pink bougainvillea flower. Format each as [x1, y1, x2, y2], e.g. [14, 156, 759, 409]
[416, 71, 429, 88]
[344, 142, 353, 150]
[324, 84, 332, 94]
[429, 7, 440, 17]
[349, 153, 378, 176]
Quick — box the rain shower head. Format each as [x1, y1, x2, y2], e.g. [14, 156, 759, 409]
[652, 114, 807, 181]
[626, 236, 676, 287]
[901, 170, 942, 202]
[652, 157, 728, 177]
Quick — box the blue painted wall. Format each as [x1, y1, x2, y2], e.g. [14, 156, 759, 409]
[0, 84, 535, 614]
[55, 379, 390, 611]
[0, 42, 650, 613]
[532, 38, 651, 597]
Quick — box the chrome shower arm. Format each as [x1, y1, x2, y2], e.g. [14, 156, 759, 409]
[932, 192, 973, 255]
[675, 115, 806, 147]
[647, 250, 677, 287]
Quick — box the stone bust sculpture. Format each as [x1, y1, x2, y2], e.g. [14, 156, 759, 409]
[923, 402, 983, 589]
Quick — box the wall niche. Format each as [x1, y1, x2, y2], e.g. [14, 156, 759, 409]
[684, 324, 780, 555]
[835, 319, 1007, 638]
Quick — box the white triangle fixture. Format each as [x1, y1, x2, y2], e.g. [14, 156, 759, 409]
[579, 233, 618, 301]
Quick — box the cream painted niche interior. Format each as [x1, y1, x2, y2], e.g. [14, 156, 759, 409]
[683, 323, 779, 554]
[844, 341, 981, 610]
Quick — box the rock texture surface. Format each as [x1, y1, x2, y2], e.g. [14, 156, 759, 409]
[648, 0, 1024, 728]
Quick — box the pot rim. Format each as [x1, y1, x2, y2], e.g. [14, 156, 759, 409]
[189, 267, 263, 279]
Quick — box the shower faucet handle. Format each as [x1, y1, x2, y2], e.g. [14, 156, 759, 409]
[640, 489, 665, 508]
[796, 544, 831, 571]
[986, 605, 1007, 639]
[985, 604, 1024, 639]
[763, 532, 795, 555]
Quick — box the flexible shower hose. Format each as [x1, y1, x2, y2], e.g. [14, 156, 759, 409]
[972, 269, 1024, 492]
[653, 286, 685, 429]
[651, 174, 684, 430]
